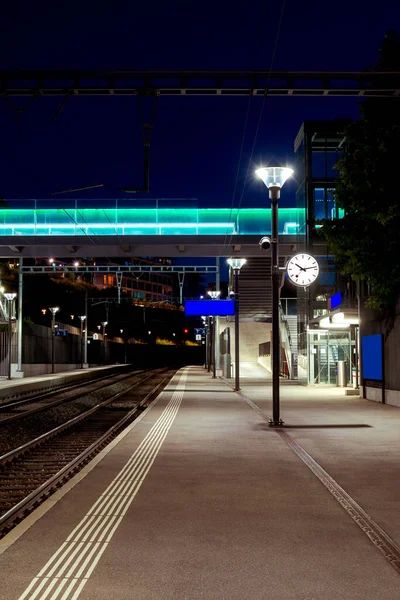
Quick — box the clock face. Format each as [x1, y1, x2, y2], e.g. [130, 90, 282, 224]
[286, 253, 319, 287]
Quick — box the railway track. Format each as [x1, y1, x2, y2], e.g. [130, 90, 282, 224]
[0, 367, 174, 538]
[0, 367, 139, 425]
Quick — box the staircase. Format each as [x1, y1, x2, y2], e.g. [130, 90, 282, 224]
[238, 256, 287, 321]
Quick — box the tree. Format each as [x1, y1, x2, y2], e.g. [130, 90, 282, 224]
[320, 31, 400, 311]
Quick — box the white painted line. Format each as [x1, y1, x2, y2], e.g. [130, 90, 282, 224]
[17, 369, 188, 600]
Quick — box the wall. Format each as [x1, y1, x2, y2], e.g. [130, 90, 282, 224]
[361, 297, 400, 406]
[4, 323, 203, 377]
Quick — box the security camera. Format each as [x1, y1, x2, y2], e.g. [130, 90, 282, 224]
[259, 236, 271, 250]
[229, 290, 235, 299]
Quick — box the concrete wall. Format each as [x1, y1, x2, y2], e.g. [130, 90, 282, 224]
[223, 319, 271, 363]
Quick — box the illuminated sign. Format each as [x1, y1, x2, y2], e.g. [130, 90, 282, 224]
[328, 292, 342, 310]
[185, 300, 235, 316]
[362, 334, 383, 381]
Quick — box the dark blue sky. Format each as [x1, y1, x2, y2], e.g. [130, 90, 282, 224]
[1, 0, 400, 207]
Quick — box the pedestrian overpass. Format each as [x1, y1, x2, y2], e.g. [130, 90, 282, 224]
[0, 202, 305, 258]
[0, 200, 310, 379]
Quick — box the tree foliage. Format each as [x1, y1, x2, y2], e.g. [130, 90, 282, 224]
[320, 31, 400, 310]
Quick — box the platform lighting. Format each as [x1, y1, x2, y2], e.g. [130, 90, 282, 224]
[73, 261, 79, 267]
[101, 321, 108, 364]
[207, 291, 221, 377]
[227, 258, 247, 391]
[79, 316, 86, 368]
[49, 307, 59, 374]
[4, 293, 16, 380]
[331, 312, 359, 325]
[256, 166, 293, 426]
[49, 258, 53, 263]
[320, 317, 350, 329]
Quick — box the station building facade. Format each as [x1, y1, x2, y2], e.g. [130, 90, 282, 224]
[293, 119, 359, 386]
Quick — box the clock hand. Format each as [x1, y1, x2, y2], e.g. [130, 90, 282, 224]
[295, 263, 306, 271]
[303, 266, 317, 270]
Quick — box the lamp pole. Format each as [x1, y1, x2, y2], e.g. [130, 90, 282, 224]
[4, 293, 16, 380]
[101, 321, 108, 364]
[227, 259, 246, 391]
[208, 290, 221, 378]
[79, 316, 86, 369]
[256, 166, 293, 426]
[49, 307, 59, 374]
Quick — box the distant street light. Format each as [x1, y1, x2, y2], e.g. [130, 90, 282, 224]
[49, 306, 59, 374]
[207, 290, 221, 378]
[227, 258, 247, 391]
[4, 292, 16, 380]
[79, 316, 86, 369]
[256, 166, 293, 426]
[101, 321, 108, 364]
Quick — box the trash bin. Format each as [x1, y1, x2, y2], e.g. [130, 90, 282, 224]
[336, 361, 348, 387]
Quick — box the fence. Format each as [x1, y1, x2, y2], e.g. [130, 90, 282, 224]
[0, 322, 204, 377]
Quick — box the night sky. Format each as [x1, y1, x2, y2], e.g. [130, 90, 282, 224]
[1, 0, 400, 208]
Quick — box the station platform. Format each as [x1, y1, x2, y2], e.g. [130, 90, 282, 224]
[0, 364, 130, 400]
[0, 366, 400, 599]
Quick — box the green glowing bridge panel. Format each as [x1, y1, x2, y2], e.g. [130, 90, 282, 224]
[0, 207, 305, 237]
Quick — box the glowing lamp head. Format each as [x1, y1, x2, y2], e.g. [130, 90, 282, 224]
[227, 258, 247, 271]
[207, 291, 221, 299]
[255, 167, 293, 189]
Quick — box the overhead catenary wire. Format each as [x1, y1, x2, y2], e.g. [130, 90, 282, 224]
[224, 0, 288, 251]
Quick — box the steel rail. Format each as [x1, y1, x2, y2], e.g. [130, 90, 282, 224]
[0, 369, 171, 534]
[0, 369, 143, 426]
[0, 366, 137, 412]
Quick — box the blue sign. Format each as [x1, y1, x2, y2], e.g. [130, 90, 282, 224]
[55, 329, 68, 337]
[362, 334, 383, 380]
[185, 300, 235, 316]
[329, 292, 342, 310]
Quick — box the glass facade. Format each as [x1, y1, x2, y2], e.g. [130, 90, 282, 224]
[0, 203, 305, 238]
[307, 330, 354, 385]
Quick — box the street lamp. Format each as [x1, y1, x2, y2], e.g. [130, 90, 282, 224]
[207, 290, 221, 378]
[4, 293, 16, 380]
[101, 321, 108, 364]
[79, 316, 86, 369]
[256, 166, 293, 426]
[49, 306, 59, 374]
[227, 258, 247, 391]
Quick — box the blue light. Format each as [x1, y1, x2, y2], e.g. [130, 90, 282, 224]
[362, 334, 383, 381]
[329, 292, 342, 309]
[185, 300, 235, 316]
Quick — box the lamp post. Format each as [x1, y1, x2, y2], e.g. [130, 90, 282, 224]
[255, 166, 293, 426]
[227, 258, 247, 391]
[120, 329, 127, 363]
[4, 293, 16, 380]
[101, 321, 108, 364]
[208, 290, 221, 378]
[79, 316, 86, 369]
[49, 306, 59, 374]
